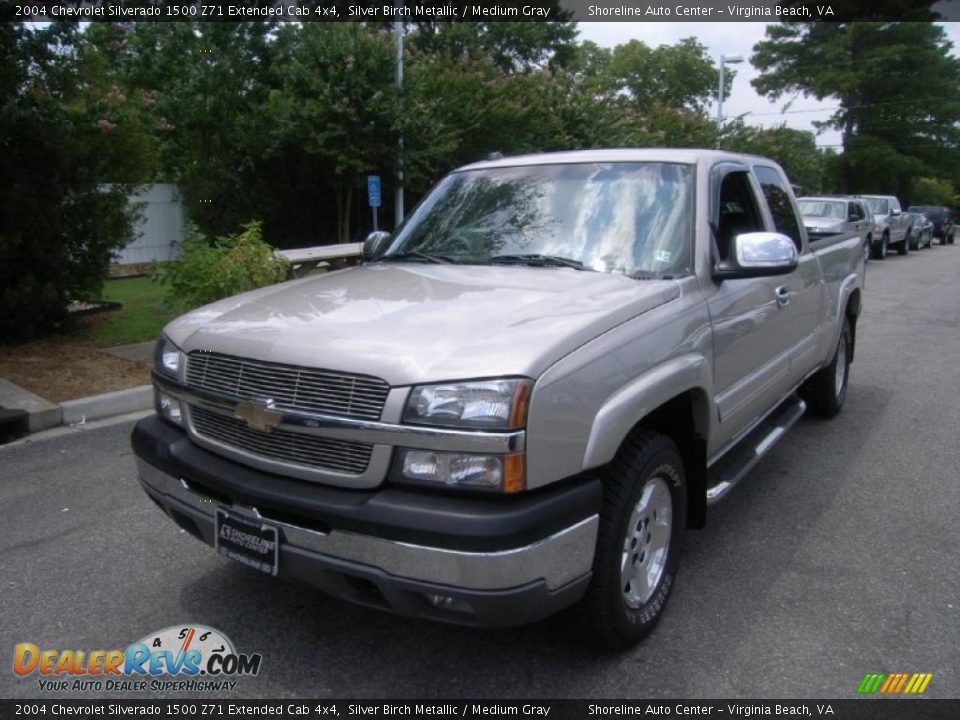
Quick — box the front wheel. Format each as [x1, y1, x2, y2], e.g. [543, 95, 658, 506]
[949, 233, 955, 245]
[801, 317, 852, 418]
[573, 430, 686, 650]
[863, 236, 871, 264]
[873, 233, 888, 260]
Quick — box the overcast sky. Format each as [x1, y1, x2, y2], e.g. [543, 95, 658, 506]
[578, 22, 960, 149]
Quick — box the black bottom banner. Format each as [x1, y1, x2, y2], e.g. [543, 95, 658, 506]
[1, 700, 958, 720]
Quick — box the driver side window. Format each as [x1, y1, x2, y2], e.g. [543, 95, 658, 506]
[715, 170, 764, 262]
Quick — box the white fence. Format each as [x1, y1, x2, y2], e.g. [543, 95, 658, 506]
[113, 184, 185, 265]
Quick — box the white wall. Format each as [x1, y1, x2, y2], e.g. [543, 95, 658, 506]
[113, 184, 185, 265]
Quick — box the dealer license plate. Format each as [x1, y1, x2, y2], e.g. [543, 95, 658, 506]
[215, 509, 279, 576]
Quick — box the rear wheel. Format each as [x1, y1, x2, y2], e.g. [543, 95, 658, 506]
[949, 233, 955, 245]
[573, 430, 686, 650]
[898, 233, 910, 255]
[863, 236, 871, 264]
[801, 317, 852, 418]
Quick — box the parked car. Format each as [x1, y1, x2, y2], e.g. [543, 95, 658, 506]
[905, 212, 934, 250]
[862, 194, 911, 258]
[907, 205, 954, 245]
[798, 195, 872, 264]
[132, 149, 865, 649]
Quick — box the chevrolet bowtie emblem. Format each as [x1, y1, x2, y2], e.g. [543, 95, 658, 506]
[234, 401, 283, 433]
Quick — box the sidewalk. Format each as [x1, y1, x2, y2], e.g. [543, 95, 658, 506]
[0, 340, 155, 444]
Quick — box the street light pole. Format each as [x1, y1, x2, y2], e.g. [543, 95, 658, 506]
[394, 20, 404, 227]
[716, 53, 743, 146]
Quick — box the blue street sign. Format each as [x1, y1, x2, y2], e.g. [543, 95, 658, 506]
[367, 175, 382, 208]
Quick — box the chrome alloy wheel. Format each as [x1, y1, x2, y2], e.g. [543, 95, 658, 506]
[835, 332, 847, 399]
[621, 476, 673, 608]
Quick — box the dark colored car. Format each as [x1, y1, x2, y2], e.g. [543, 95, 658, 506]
[905, 212, 934, 250]
[908, 205, 954, 245]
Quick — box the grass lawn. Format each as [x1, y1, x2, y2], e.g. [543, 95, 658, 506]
[83, 276, 177, 347]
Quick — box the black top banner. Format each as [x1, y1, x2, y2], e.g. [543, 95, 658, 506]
[3, 0, 960, 22]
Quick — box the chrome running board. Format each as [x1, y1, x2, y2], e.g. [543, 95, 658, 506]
[706, 397, 807, 506]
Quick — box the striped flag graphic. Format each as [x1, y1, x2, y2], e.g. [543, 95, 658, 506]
[857, 672, 933, 694]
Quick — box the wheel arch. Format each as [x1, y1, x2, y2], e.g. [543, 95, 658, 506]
[583, 363, 712, 530]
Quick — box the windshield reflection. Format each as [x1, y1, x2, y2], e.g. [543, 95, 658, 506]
[384, 162, 694, 277]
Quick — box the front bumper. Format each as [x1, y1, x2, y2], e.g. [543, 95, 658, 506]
[132, 416, 600, 627]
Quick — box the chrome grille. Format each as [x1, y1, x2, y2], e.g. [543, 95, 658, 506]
[185, 352, 389, 420]
[190, 406, 373, 475]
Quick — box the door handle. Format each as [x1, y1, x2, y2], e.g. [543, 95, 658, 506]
[775, 286, 791, 307]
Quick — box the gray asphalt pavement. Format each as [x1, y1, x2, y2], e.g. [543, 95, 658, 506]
[1, 245, 958, 700]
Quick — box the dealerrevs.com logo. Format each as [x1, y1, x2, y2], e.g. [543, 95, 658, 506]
[13, 625, 262, 693]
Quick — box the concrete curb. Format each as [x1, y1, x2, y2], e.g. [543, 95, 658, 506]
[60, 385, 153, 426]
[0, 378, 62, 432]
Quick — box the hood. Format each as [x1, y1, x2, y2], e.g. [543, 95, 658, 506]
[164, 263, 680, 386]
[802, 217, 845, 232]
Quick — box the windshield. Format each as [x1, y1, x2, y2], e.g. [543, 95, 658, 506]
[383, 162, 694, 277]
[864, 197, 890, 214]
[798, 200, 845, 219]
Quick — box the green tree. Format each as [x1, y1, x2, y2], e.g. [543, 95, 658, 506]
[605, 37, 729, 113]
[724, 122, 828, 191]
[406, 20, 578, 73]
[752, 21, 960, 194]
[266, 24, 399, 243]
[910, 176, 958, 208]
[84, 22, 279, 237]
[0, 23, 157, 342]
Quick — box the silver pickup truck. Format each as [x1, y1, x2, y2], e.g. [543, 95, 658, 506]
[132, 149, 865, 649]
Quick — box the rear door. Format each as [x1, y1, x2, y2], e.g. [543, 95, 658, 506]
[705, 163, 802, 452]
[751, 164, 824, 387]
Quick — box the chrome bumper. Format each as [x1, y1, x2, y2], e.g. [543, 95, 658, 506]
[137, 458, 597, 594]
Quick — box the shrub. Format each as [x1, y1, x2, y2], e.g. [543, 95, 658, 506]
[0, 25, 155, 343]
[152, 221, 289, 311]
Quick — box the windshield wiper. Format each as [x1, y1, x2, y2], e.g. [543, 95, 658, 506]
[627, 270, 681, 280]
[381, 251, 458, 264]
[488, 254, 588, 270]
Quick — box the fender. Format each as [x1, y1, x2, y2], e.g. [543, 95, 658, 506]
[582, 353, 712, 470]
[829, 272, 861, 354]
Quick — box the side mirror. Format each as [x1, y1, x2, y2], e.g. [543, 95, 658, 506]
[890, 208, 901, 216]
[362, 231, 392, 261]
[714, 232, 799, 281]
[848, 213, 859, 222]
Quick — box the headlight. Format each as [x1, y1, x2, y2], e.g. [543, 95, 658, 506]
[154, 335, 184, 378]
[398, 449, 525, 493]
[403, 379, 532, 429]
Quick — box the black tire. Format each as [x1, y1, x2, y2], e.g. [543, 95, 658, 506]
[942, 235, 949, 246]
[573, 430, 687, 650]
[863, 236, 871, 264]
[898, 234, 910, 255]
[872, 233, 888, 260]
[907, 230, 918, 251]
[801, 317, 852, 418]
[949, 233, 955, 245]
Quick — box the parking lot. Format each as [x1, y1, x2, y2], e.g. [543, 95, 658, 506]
[1, 245, 958, 700]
